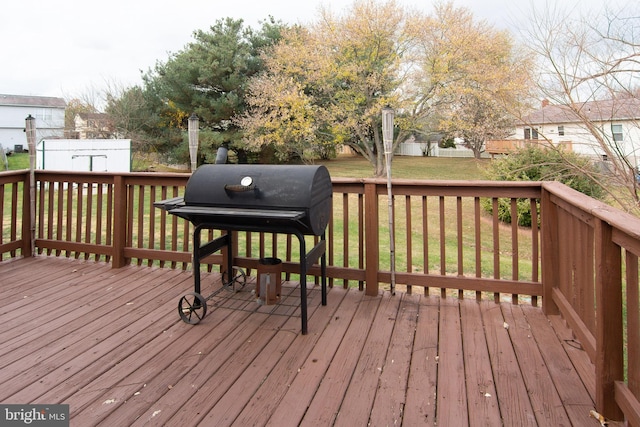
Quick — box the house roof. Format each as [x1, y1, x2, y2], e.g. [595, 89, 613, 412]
[522, 97, 640, 125]
[0, 94, 66, 108]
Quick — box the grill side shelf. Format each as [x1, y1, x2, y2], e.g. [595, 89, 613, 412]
[154, 196, 185, 211]
[166, 206, 305, 220]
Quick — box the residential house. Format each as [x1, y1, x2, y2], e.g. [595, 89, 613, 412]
[72, 112, 115, 139]
[0, 94, 66, 152]
[488, 98, 640, 167]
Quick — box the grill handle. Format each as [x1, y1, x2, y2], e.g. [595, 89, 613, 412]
[224, 183, 256, 193]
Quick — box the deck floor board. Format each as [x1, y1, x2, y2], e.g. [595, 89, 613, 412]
[460, 299, 502, 427]
[0, 256, 605, 426]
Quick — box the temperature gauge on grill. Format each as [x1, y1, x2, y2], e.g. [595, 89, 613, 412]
[240, 176, 253, 187]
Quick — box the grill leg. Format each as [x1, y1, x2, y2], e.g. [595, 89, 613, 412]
[226, 230, 233, 285]
[193, 227, 202, 295]
[298, 235, 308, 335]
[321, 232, 327, 306]
[299, 232, 328, 334]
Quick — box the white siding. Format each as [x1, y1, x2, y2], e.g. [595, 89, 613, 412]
[0, 96, 66, 151]
[516, 119, 640, 167]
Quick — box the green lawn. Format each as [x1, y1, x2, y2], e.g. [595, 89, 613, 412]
[8, 151, 489, 180]
[320, 155, 488, 180]
[6, 152, 30, 170]
[7, 153, 490, 180]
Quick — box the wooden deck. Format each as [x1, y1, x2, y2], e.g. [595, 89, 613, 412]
[0, 256, 606, 426]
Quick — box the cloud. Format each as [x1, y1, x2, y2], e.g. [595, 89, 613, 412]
[0, 0, 627, 100]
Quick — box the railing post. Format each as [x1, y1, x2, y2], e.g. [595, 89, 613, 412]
[541, 184, 559, 315]
[22, 171, 33, 257]
[594, 219, 624, 421]
[112, 175, 127, 268]
[364, 181, 379, 296]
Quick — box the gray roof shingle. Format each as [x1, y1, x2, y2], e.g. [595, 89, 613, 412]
[523, 98, 640, 125]
[0, 94, 66, 108]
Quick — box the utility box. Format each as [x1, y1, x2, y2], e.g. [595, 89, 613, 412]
[256, 257, 282, 305]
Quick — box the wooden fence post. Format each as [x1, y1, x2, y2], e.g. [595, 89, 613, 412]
[364, 181, 379, 296]
[595, 218, 624, 421]
[541, 184, 559, 315]
[22, 171, 33, 257]
[112, 175, 127, 268]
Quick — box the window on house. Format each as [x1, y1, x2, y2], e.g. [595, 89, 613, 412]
[37, 108, 52, 122]
[558, 125, 564, 136]
[524, 128, 531, 139]
[532, 128, 538, 139]
[612, 124, 623, 142]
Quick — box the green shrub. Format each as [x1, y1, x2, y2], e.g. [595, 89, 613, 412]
[488, 197, 536, 227]
[439, 138, 456, 148]
[482, 145, 605, 226]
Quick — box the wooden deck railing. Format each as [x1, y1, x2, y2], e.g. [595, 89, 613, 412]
[541, 181, 640, 426]
[485, 139, 529, 156]
[1, 169, 638, 425]
[0, 170, 31, 258]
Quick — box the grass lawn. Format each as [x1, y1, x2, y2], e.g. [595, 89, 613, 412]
[320, 155, 489, 180]
[6, 152, 30, 170]
[7, 152, 490, 180]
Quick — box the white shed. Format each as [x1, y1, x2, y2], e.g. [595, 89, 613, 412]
[36, 139, 131, 172]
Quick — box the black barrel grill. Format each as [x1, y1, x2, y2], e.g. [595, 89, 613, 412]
[155, 164, 332, 334]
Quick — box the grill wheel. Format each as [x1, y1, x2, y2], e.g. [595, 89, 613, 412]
[221, 268, 247, 293]
[178, 292, 207, 324]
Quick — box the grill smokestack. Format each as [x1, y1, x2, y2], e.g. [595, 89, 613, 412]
[215, 146, 228, 164]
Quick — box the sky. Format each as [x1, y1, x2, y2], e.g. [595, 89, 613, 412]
[0, 0, 626, 102]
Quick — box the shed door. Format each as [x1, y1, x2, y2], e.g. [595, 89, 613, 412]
[72, 154, 107, 171]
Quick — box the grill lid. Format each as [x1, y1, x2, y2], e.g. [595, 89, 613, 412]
[162, 164, 332, 236]
[184, 164, 330, 208]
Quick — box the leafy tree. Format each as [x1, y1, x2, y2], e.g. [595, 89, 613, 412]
[240, 0, 532, 175]
[236, 26, 328, 163]
[240, 1, 411, 171]
[420, 3, 534, 159]
[140, 17, 285, 164]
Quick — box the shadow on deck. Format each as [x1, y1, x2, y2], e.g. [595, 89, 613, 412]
[0, 256, 606, 426]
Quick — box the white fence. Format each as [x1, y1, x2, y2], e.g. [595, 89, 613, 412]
[395, 143, 489, 158]
[395, 142, 430, 156]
